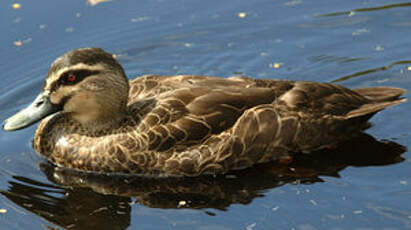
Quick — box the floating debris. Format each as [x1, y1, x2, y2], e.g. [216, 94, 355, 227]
[353, 210, 363, 214]
[352, 28, 370, 36]
[65, 27, 75, 33]
[13, 40, 22, 47]
[376, 78, 388, 83]
[270, 62, 283, 69]
[177, 200, 187, 208]
[309, 199, 318, 206]
[272, 206, 279, 211]
[375, 45, 384, 51]
[407, 66, 411, 71]
[0, 209, 7, 214]
[237, 12, 247, 18]
[11, 38, 31, 48]
[327, 214, 345, 220]
[227, 42, 235, 47]
[87, 0, 111, 6]
[284, 0, 302, 6]
[39, 24, 47, 30]
[246, 222, 256, 230]
[184, 43, 193, 48]
[130, 16, 151, 23]
[273, 38, 283, 43]
[22, 37, 32, 44]
[400, 180, 407, 185]
[12, 3, 21, 9]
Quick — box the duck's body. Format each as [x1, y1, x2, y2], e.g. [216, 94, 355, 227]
[3, 48, 406, 176]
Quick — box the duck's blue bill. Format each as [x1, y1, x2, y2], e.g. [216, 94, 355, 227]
[2, 92, 60, 131]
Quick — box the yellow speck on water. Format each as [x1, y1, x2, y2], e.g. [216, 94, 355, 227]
[87, 0, 111, 6]
[309, 199, 317, 206]
[375, 45, 384, 51]
[237, 12, 247, 18]
[184, 43, 193, 48]
[270, 62, 283, 69]
[177, 200, 186, 207]
[13, 40, 22, 47]
[12, 3, 21, 9]
[407, 66, 411, 71]
[0, 209, 7, 214]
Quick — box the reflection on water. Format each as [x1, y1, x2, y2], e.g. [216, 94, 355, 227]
[309, 55, 367, 65]
[332, 60, 411, 83]
[316, 2, 411, 17]
[1, 134, 405, 230]
[2, 177, 130, 230]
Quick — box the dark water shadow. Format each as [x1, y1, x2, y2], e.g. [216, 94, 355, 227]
[332, 60, 411, 83]
[316, 2, 411, 17]
[0, 133, 406, 230]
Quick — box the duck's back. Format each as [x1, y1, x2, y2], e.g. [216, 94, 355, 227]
[119, 75, 405, 175]
[127, 74, 404, 120]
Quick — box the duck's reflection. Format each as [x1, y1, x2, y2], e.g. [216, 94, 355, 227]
[1, 133, 406, 230]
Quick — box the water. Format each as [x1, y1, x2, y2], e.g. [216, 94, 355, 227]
[0, 0, 410, 229]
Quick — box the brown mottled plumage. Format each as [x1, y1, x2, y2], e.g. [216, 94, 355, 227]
[3, 48, 407, 176]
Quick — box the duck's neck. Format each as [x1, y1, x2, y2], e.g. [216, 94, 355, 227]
[70, 109, 128, 133]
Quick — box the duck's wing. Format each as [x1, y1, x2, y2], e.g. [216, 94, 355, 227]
[126, 77, 406, 175]
[132, 78, 405, 152]
[138, 86, 282, 151]
[275, 82, 369, 115]
[128, 74, 257, 99]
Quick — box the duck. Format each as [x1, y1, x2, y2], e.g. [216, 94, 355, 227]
[2, 48, 407, 176]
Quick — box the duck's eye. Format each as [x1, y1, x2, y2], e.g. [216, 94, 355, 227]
[61, 73, 78, 85]
[67, 74, 76, 82]
[59, 70, 99, 86]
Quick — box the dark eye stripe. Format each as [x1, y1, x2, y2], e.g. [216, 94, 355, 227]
[60, 70, 100, 85]
[50, 69, 100, 92]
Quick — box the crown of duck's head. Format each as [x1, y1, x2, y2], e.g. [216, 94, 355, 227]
[3, 48, 130, 131]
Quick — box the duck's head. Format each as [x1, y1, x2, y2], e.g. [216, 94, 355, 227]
[3, 48, 129, 131]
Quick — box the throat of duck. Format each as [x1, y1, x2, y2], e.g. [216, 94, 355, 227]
[69, 108, 128, 132]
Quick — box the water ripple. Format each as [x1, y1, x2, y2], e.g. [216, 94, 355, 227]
[316, 2, 411, 17]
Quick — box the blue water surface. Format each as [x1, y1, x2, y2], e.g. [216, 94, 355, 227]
[0, 0, 411, 229]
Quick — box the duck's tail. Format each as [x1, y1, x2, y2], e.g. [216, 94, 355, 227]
[354, 87, 406, 102]
[346, 87, 406, 119]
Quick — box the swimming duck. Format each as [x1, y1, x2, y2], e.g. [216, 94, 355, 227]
[2, 48, 406, 176]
